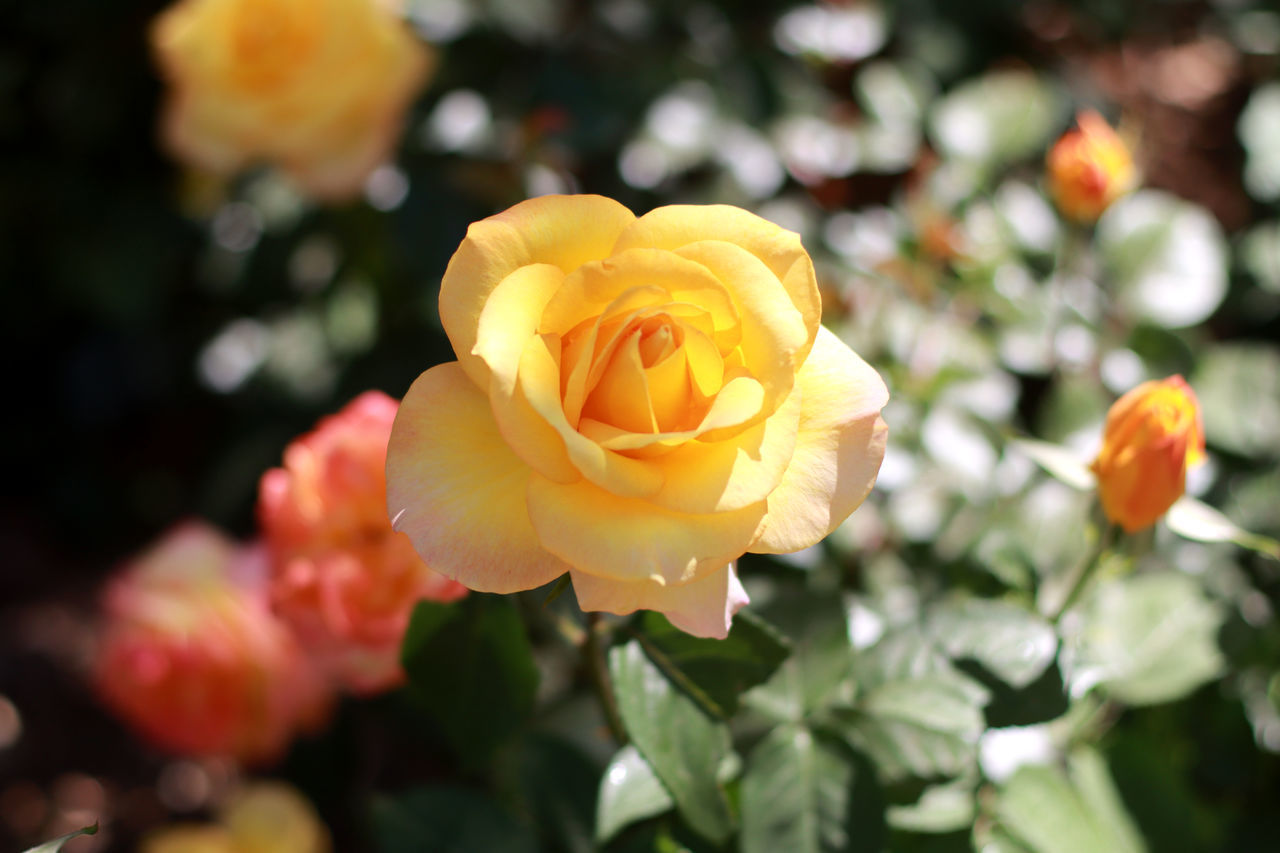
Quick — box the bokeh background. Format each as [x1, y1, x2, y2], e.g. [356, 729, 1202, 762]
[3, 0, 1280, 850]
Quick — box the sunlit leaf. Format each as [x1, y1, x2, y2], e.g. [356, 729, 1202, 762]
[1238, 82, 1280, 202]
[929, 70, 1064, 170]
[1166, 496, 1280, 559]
[1008, 438, 1094, 491]
[609, 641, 735, 844]
[740, 724, 884, 853]
[1059, 572, 1225, 706]
[994, 748, 1146, 853]
[886, 778, 976, 834]
[1097, 191, 1228, 329]
[834, 631, 989, 781]
[1193, 342, 1280, 458]
[927, 598, 1057, 689]
[596, 745, 675, 844]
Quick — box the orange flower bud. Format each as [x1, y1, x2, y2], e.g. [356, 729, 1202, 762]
[94, 523, 332, 764]
[1046, 111, 1137, 222]
[1090, 375, 1205, 533]
[259, 391, 467, 695]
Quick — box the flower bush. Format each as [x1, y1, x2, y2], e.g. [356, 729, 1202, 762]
[386, 195, 888, 638]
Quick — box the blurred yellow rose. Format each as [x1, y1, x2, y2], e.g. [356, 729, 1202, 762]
[1091, 375, 1204, 533]
[151, 0, 432, 200]
[387, 195, 889, 638]
[1046, 110, 1137, 222]
[143, 782, 330, 853]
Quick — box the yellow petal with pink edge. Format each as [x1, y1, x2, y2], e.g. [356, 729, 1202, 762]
[527, 475, 766, 585]
[750, 326, 889, 554]
[570, 564, 749, 640]
[517, 332, 665, 498]
[439, 195, 636, 390]
[387, 362, 569, 592]
[611, 205, 821, 356]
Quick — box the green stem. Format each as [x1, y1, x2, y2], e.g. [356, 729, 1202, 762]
[585, 612, 627, 745]
[1051, 522, 1118, 622]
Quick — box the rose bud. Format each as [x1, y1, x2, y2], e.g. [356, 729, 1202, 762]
[1091, 375, 1205, 533]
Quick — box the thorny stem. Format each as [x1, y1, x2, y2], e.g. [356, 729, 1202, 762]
[585, 612, 627, 745]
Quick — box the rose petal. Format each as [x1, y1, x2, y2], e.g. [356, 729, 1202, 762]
[439, 195, 636, 390]
[387, 362, 569, 592]
[570, 564, 749, 640]
[475, 262, 581, 483]
[675, 239, 810, 439]
[750, 326, 889, 554]
[517, 332, 665, 499]
[611, 204, 821, 361]
[527, 475, 765, 585]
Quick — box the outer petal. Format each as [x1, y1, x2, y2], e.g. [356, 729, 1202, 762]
[611, 204, 821, 361]
[387, 362, 569, 592]
[570, 564, 749, 640]
[527, 475, 765, 585]
[750, 327, 889, 554]
[475, 262, 580, 484]
[439, 195, 636, 390]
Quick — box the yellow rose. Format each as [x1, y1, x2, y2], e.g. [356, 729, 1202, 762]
[387, 195, 888, 638]
[1091, 375, 1204, 533]
[151, 0, 431, 200]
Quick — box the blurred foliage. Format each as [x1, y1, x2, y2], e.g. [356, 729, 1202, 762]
[4, 0, 1280, 850]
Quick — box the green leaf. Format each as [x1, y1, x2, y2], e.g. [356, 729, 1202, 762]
[401, 595, 539, 765]
[1193, 342, 1280, 458]
[928, 70, 1064, 170]
[1097, 190, 1228, 329]
[23, 825, 97, 853]
[510, 734, 600, 853]
[608, 640, 734, 844]
[743, 587, 853, 722]
[995, 748, 1145, 853]
[927, 598, 1057, 689]
[596, 745, 675, 843]
[740, 725, 884, 853]
[371, 787, 536, 853]
[886, 778, 976, 834]
[1059, 572, 1224, 706]
[1008, 438, 1094, 491]
[835, 631, 989, 781]
[1239, 220, 1280, 294]
[1238, 82, 1280, 202]
[1166, 496, 1280, 559]
[635, 609, 791, 718]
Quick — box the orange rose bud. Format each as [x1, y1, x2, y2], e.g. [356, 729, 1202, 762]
[259, 391, 467, 695]
[1046, 111, 1137, 222]
[1090, 375, 1205, 533]
[94, 523, 332, 764]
